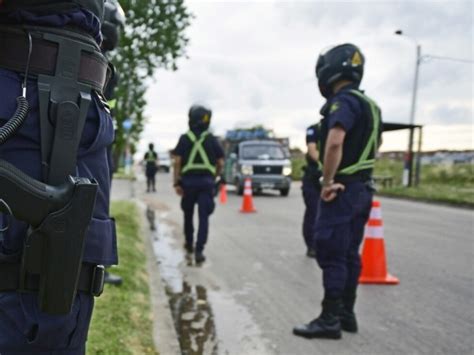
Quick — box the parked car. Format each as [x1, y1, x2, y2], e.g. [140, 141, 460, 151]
[223, 129, 292, 196]
[157, 151, 171, 172]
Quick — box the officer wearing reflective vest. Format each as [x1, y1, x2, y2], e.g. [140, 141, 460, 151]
[301, 123, 322, 258]
[293, 43, 382, 339]
[173, 105, 225, 264]
[144, 143, 158, 192]
[0, 1, 117, 353]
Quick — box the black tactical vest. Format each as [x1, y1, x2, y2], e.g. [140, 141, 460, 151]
[319, 88, 382, 181]
[0, 0, 104, 21]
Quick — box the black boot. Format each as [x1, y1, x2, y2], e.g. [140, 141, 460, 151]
[184, 243, 194, 254]
[104, 271, 123, 286]
[293, 298, 342, 339]
[340, 291, 358, 333]
[195, 250, 206, 264]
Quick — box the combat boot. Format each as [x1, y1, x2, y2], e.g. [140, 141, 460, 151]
[104, 271, 123, 286]
[293, 298, 342, 339]
[340, 290, 358, 333]
[195, 251, 206, 264]
[184, 243, 194, 254]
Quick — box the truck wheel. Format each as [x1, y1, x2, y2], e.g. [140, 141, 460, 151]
[280, 188, 290, 197]
[237, 185, 244, 196]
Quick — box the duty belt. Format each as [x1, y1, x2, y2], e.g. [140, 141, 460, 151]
[0, 25, 109, 92]
[0, 262, 105, 297]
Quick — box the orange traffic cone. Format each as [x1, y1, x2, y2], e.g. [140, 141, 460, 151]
[239, 178, 256, 213]
[359, 200, 399, 285]
[219, 184, 228, 204]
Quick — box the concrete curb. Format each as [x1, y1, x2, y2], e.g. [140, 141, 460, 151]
[136, 199, 181, 355]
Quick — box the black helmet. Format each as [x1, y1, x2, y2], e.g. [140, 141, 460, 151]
[101, 0, 126, 52]
[315, 43, 365, 98]
[188, 104, 212, 130]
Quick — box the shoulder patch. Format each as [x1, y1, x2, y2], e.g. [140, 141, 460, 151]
[329, 102, 340, 114]
[306, 128, 314, 136]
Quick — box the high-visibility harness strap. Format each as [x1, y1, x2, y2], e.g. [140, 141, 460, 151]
[146, 150, 156, 163]
[337, 89, 381, 175]
[182, 131, 217, 175]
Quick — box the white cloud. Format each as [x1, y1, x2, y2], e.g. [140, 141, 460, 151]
[138, 0, 473, 156]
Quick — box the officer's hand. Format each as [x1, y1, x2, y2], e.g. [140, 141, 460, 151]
[321, 183, 345, 202]
[174, 186, 184, 196]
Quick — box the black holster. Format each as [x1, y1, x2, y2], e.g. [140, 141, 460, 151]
[0, 27, 109, 315]
[20, 177, 99, 315]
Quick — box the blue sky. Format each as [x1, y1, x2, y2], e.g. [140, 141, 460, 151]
[139, 0, 473, 154]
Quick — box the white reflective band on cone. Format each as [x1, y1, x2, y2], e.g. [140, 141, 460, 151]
[364, 226, 384, 239]
[369, 207, 382, 220]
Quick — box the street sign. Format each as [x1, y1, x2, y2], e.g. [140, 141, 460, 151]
[122, 118, 132, 132]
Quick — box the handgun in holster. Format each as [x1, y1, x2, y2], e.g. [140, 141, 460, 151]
[0, 160, 99, 315]
[0, 26, 110, 315]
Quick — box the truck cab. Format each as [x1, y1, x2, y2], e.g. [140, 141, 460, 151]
[225, 140, 292, 196]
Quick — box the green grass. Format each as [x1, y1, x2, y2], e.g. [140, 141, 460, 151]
[291, 157, 306, 181]
[113, 167, 136, 181]
[374, 158, 474, 207]
[291, 156, 474, 207]
[378, 184, 474, 207]
[88, 201, 157, 355]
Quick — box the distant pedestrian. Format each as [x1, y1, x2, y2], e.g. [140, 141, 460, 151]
[301, 123, 323, 257]
[172, 105, 225, 264]
[144, 143, 158, 192]
[293, 43, 382, 339]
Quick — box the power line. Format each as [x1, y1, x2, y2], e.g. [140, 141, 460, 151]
[423, 55, 474, 64]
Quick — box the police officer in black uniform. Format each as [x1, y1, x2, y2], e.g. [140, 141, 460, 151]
[0, 1, 117, 353]
[301, 123, 322, 257]
[173, 105, 224, 264]
[144, 142, 159, 192]
[293, 44, 382, 339]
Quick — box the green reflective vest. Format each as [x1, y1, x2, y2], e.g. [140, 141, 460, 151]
[182, 131, 217, 175]
[320, 89, 382, 177]
[145, 150, 157, 163]
[337, 90, 381, 175]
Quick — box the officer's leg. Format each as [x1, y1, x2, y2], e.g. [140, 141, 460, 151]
[195, 187, 215, 261]
[315, 221, 351, 299]
[341, 186, 373, 333]
[301, 178, 318, 256]
[152, 171, 156, 192]
[181, 187, 197, 252]
[293, 194, 352, 339]
[0, 292, 93, 355]
[146, 171, 151, 192]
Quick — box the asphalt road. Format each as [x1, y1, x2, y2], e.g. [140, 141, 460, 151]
[136, 172, 474, 355]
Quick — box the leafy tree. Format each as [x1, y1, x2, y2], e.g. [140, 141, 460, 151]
[109, 0, 192, 168]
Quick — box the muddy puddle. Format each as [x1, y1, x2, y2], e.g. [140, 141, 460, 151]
[150, 210, 218, 354]
[148, 207, 272, 355]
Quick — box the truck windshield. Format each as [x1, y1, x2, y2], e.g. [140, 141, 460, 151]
[241, 145, 285, 160]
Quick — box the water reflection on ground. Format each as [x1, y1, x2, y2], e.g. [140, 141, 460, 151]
[151, 208, 218, 354]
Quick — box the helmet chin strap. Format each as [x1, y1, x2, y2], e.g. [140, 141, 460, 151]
[319, 84, 332, 99]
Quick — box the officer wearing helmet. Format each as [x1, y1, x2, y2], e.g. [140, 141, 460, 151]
[293, 43, 382, 339]
[173, 105, 225, 264]
[301, 123, 322, 257]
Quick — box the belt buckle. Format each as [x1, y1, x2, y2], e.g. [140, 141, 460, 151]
[90, 265, 105, 297]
